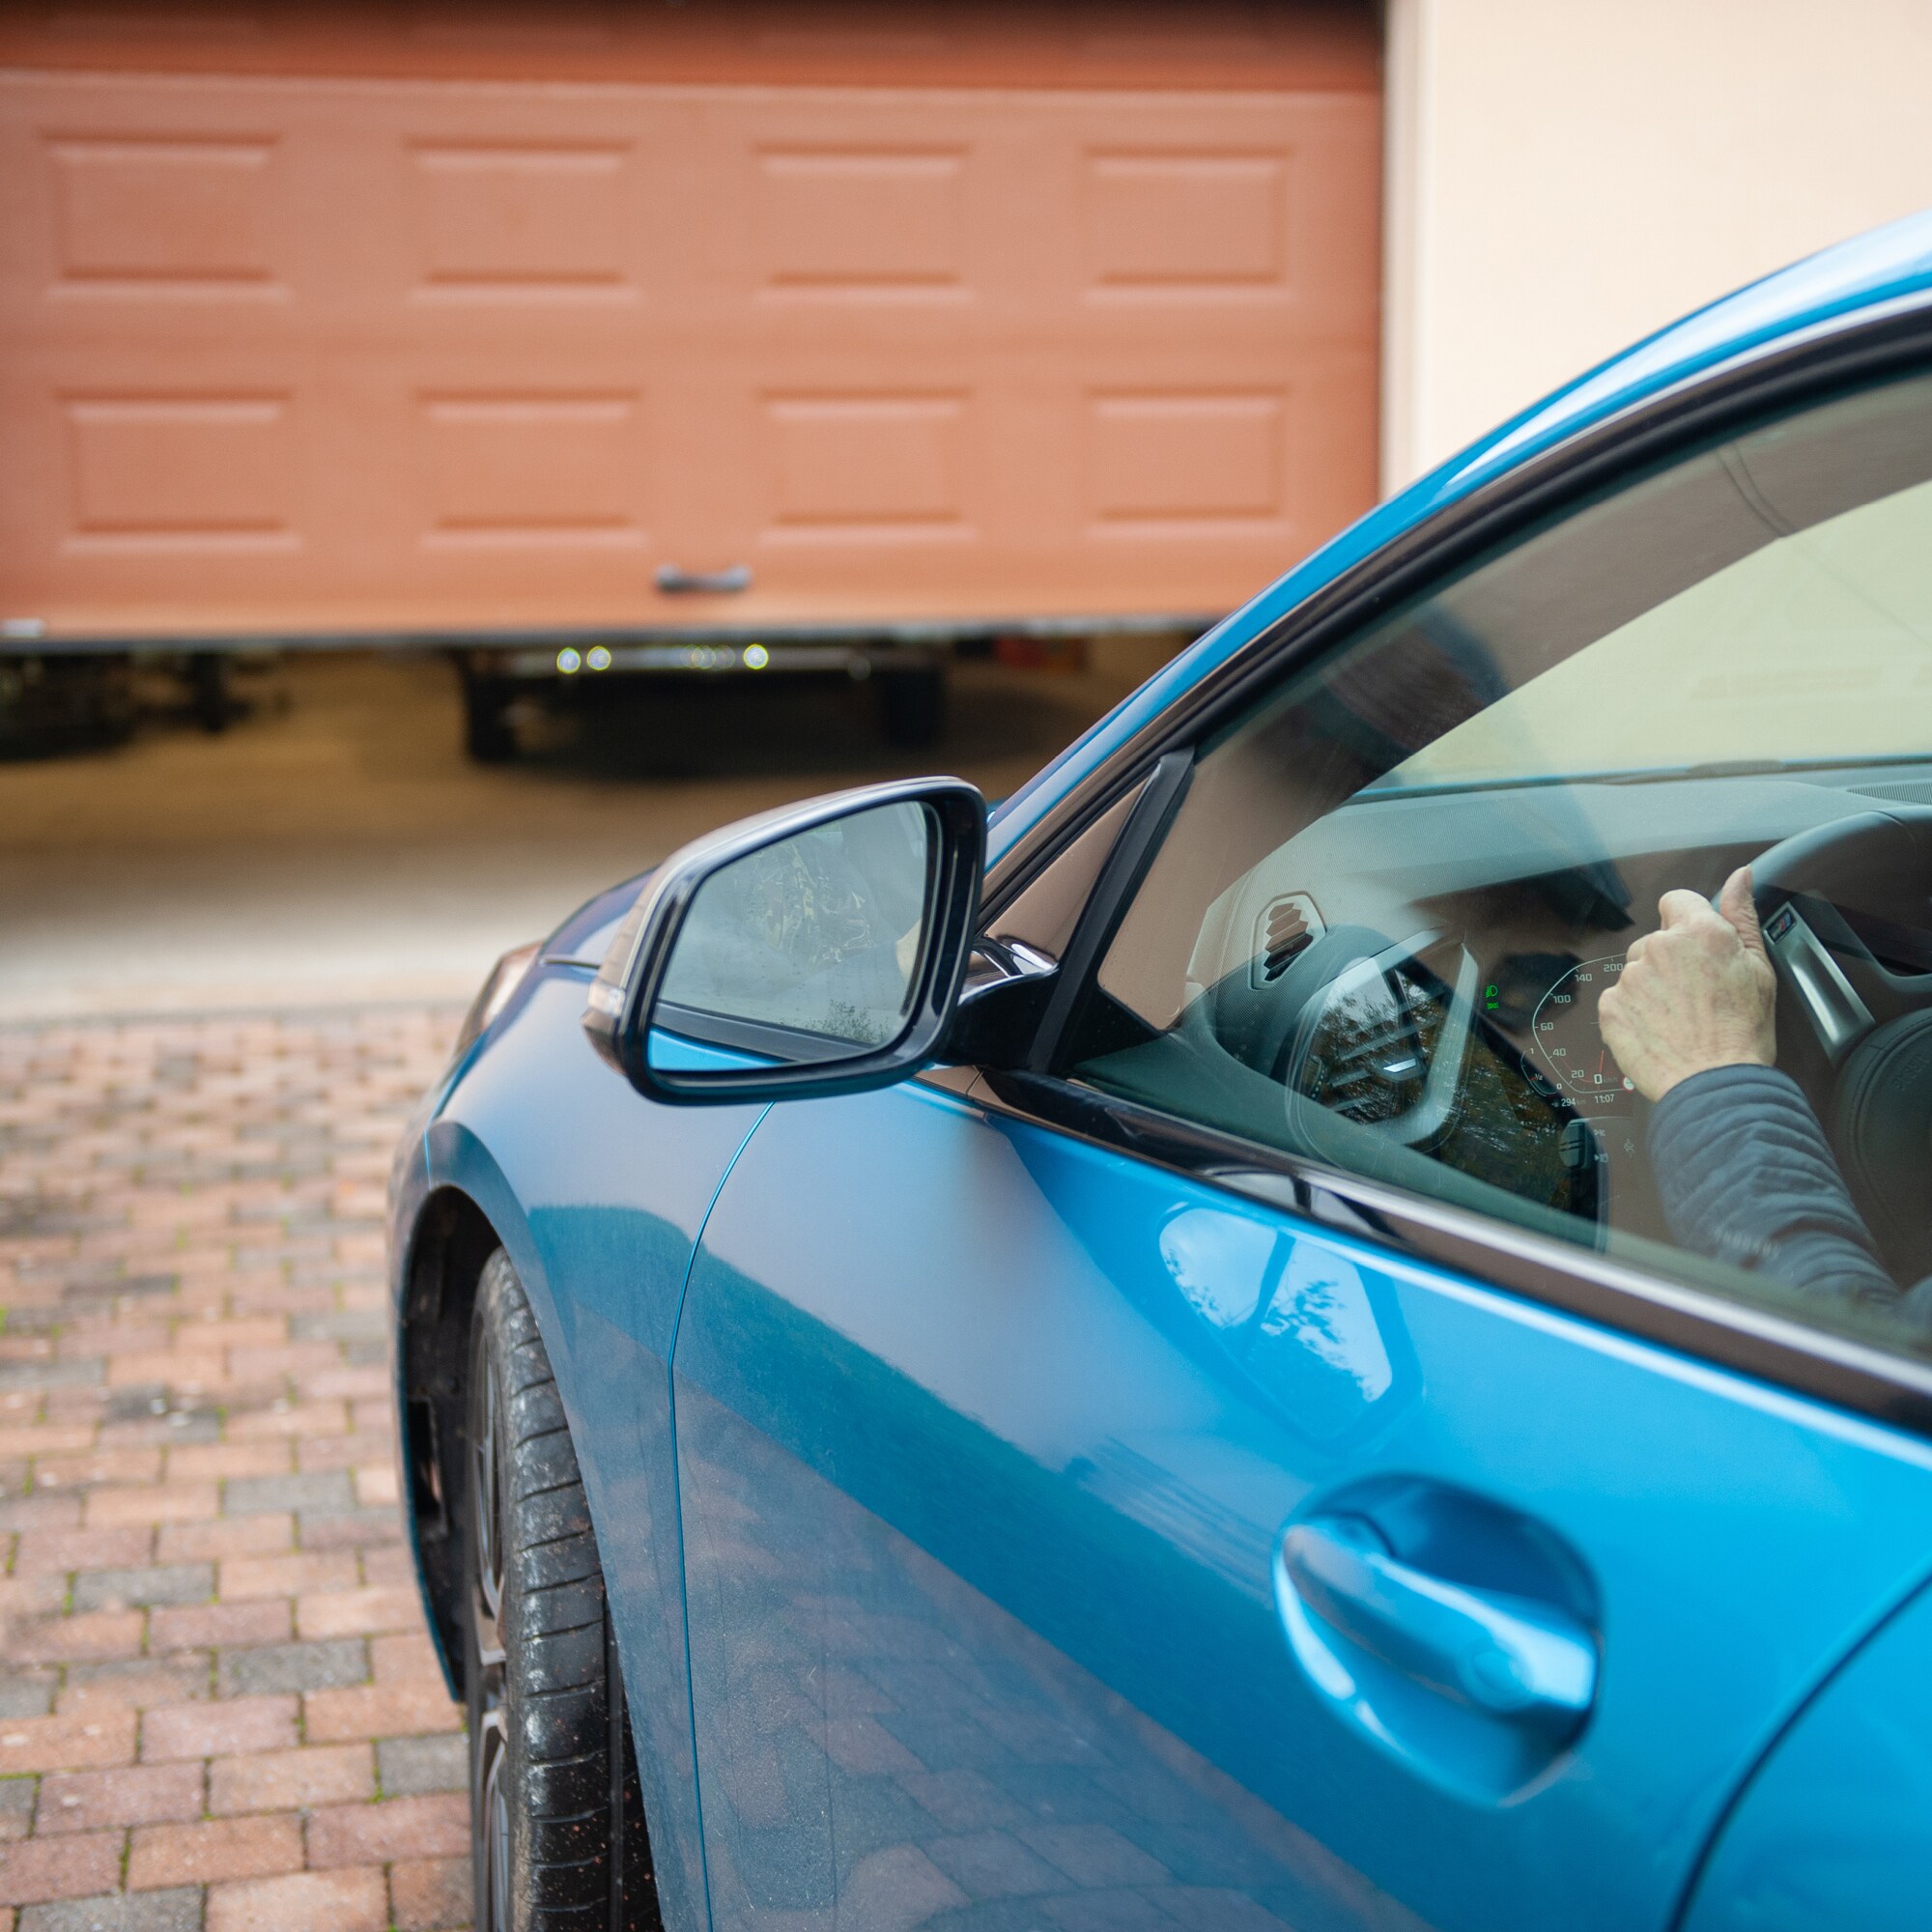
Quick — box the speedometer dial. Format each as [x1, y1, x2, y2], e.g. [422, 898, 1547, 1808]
[1532, 955, 1636, 1105]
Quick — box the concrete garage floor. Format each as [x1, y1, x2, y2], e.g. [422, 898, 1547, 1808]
[0, 649, 1146, 1021]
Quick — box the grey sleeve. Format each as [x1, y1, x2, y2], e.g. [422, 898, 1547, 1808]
[1647, 1064, 1932, 1326]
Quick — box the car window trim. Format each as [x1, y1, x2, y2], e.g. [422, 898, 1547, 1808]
[980, 295, 1932, 924]
[974, 1065, 1932, 1439]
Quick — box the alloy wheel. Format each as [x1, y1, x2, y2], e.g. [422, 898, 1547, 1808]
[470, 1365, 511, 1932]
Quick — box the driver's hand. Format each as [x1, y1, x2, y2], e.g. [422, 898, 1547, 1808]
[1599, 866, 1777, 1102]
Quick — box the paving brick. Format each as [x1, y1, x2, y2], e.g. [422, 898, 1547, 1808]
[0, 1685, 54, 1723]
[186, 1322, 286, 1351]
[37, 1763, 204, 1835]
[155, 1515, 291, 1564]
[56, 1664, 208, 1719]
[0, 1831, 123, 1906]
[0, 1498, 81, 1536]
[216, 1552, 356, 1601]
[6, 1612, 145, 1665]
[18, 1888, 202, 1932]
[0, 1365, 99, 1396]
[225, 1404, 348, 1442]
[222, 1473, 352, 1517]
[148, 1600, 290, 1653]
[294, 1430, 391, 1475]
[0, 1432, 97, 1461]
[35, 1452, 161, 1489]
[0, 1711, 136, 1774]
[297, 1509, 402, 1551]
[0, 1776, 35, 1841]
[301, 1679, 461, 1745]
[103, 1354, 225, 1393]
[0, 1578, 67, 1632]
[295, 1585, 420, 1640]
[376, 1733, 465, 1798]
[370, 1631, 443, 1687]
[229, 1346, 340, 1383]
[70, 1567, 210, 1614]
[82, 1485, 218, 1530]
[389, 1855, 472, 1931]
[163, 1443, 289, 1484]
[298, 1367, 387, 1402]
[142, 1697, 297, 1764]
[128, 1811, 303, 1889]
[215, 1639, 366, 1699]
[304, 1790, 468, 1867]
[13, 1529, 154, 1578]
[206, 1866, 388, 1932]
[208, 1742, 372, 1815]
[290, 1310, 385, 1346]
[356, 1545, 416, 1590]
[348, 1463, 398, 1509]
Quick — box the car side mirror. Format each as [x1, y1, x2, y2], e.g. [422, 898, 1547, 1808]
[582, 778, 985, 1104]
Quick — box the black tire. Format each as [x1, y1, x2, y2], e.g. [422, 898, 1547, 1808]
[463, 1248, 657, 1932]
[879, 666, 946, 749]
[464, 672, 519, 763]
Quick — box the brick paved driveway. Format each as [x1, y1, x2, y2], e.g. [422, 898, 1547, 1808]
[0, 1007, 469, 1932]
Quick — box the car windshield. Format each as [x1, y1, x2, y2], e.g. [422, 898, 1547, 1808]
[1364, 384, 1932, 793]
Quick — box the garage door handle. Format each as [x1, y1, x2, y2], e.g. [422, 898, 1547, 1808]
[656, 563, 753, 595]
[1280, 1515, 1597, 1730]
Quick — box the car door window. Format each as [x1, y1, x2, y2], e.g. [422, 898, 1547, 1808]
[1060, 367, 1932, 1361]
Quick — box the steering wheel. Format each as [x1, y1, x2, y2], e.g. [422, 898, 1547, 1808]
[1752, 806, 1932, 1281]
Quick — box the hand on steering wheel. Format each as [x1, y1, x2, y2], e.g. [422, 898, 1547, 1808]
[1617, 809, 1932, 1284]
[1599, 868, 1776, 1102]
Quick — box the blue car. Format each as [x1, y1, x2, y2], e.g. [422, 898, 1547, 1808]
[391, 211, 1932, 1932]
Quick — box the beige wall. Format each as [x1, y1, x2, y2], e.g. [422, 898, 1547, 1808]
[1383, 0, 1932, 490]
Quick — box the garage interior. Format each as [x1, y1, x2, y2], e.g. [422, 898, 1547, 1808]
[0, 0, 1381, 1010]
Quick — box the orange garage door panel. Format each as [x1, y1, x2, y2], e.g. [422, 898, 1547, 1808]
[0, 6, 1381, 641]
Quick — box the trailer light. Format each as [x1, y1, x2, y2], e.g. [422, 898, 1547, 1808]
[744, 643, 769, 669]
[586, 645, 612, 671]
[556, 647, 582, 674]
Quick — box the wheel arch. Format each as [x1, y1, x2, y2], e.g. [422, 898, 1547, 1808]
[398, 1183, 501, 1696]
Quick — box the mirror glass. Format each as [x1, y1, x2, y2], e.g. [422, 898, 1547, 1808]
[654, 801, 933, 1056]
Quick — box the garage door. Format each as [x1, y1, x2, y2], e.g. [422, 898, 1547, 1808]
[0, 3, 1381, 643]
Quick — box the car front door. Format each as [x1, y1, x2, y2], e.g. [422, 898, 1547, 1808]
[668, 357, 1932, 1930]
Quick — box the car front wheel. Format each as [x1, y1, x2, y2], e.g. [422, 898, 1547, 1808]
[463, 1247, 656, 1932]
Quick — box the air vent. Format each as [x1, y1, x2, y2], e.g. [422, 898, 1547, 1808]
[1297, 965, 1436, 1125]
[1252, 893, 1325, 986]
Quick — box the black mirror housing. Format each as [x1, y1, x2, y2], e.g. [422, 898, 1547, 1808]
[582, 778, 985, 1105]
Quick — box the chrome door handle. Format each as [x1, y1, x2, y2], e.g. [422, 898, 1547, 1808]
[1281, 1515, 1597, 1728]
[655, 563, 753, 595]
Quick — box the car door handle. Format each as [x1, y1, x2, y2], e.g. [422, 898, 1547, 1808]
[655, 562, 753, 595]
[1281, 1514, 1597, 1727]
